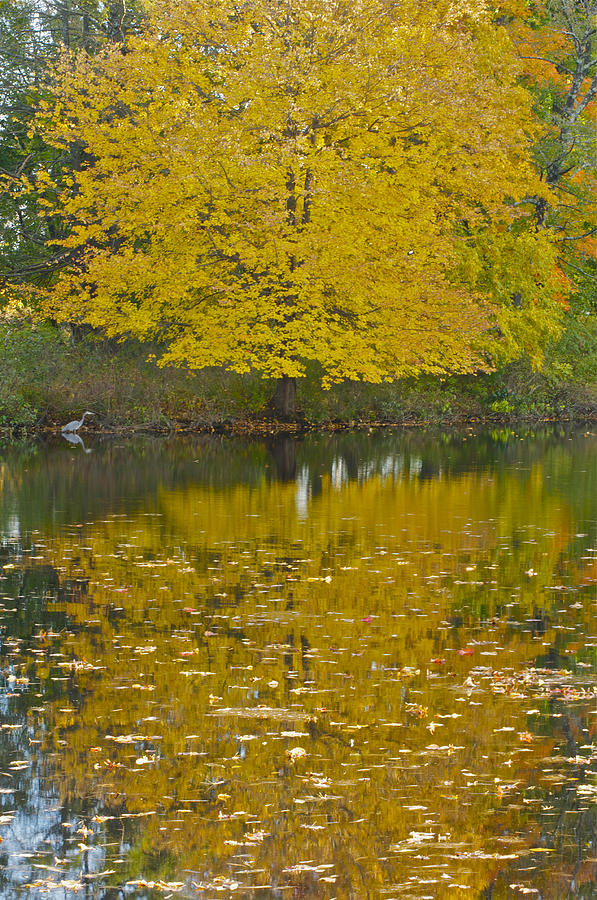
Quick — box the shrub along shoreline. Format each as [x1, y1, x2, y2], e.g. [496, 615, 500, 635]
[1, 322, 595, 434]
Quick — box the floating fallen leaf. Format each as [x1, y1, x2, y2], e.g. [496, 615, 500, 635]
[286, 747, 307, 763]
[127, 880, 184, 892]
[106, 734, 147, 744]
[245, 830, 268, 843]
[82, 870, 116, 881]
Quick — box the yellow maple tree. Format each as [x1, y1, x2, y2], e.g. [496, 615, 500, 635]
[37, 0, 560, 414]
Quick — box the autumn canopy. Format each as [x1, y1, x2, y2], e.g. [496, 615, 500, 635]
[38, 0, 561, 412]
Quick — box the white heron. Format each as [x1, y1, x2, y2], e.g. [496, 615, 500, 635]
[61, 411, 94, 433]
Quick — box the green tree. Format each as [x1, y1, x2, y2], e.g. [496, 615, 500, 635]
[504, 0, 597, 301]
[0, 0, 144, 303]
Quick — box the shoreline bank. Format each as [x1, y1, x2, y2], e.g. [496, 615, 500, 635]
[2, 411, 596, 442]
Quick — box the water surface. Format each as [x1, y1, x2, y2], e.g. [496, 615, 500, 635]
[0, 426, 595, 898]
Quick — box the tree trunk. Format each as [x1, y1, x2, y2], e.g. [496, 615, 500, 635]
[270, 376, 297, 420]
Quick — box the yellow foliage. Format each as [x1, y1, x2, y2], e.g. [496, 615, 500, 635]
[37, 0, 559, 381]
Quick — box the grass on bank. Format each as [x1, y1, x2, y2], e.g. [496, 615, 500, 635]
[0, 315, 595, 430]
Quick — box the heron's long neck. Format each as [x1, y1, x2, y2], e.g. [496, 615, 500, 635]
[81, 412, 89, 423]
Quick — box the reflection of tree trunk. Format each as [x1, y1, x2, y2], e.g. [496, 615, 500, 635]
[267, 436, 297, 481]
[270, 376, 297, 420]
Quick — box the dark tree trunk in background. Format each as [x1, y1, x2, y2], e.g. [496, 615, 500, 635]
[270, 376, 297, 419]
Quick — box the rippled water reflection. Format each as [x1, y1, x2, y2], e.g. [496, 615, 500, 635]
[0, 426, 595, 898]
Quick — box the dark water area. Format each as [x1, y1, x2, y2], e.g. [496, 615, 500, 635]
[0, 425, 595, 898]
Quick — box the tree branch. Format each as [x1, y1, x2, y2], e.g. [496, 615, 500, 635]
[557, 226, 597, 241]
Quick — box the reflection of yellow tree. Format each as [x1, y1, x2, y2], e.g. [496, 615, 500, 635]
[23, 464, 594, 896]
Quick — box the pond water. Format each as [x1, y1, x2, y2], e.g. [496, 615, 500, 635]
[0, 426, 595, 899]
